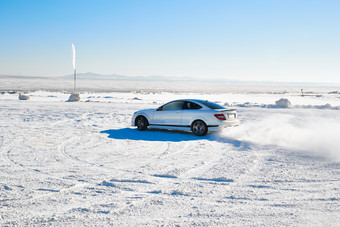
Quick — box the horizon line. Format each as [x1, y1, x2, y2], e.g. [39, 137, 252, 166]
[0, 73, 339, 86]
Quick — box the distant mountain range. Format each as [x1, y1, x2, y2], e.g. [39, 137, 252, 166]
[62, 72, 197, 81]
[0, 73, 339, 86]
[0, 73, 196, 82]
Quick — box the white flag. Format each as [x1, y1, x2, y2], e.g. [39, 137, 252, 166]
[72, 44, 76, 70]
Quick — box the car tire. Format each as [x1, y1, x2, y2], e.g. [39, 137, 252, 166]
[136, 116, 148, 131]
[191, 120, 208, 136]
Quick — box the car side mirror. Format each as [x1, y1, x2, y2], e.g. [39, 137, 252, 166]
[156, 107, 162, 111]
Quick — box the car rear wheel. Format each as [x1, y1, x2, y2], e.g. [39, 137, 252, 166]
[136, 116, 148, 131]
[191, 120, 207, 136]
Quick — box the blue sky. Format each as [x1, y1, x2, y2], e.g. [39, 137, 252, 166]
[1, 0, 339, 83]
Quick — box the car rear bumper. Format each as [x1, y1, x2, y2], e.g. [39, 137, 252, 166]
[223, 119, 240, 127]
[208, 119, 240, 132]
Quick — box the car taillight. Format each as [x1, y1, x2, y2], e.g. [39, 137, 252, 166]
[214, 114, 226, 120]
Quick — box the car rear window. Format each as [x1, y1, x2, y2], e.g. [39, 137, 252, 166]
[183, 101, 202, 110]
[197, 101, 226, 109]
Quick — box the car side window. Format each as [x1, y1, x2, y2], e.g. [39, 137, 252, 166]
[162, 101, 184, 110]
[183, 101, 202, 110]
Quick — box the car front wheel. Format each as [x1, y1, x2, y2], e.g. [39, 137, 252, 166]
[191, 120, 207, 136]
[136, 116, 148, 131]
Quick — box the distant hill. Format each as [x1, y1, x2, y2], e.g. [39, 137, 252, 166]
[62, 72, 196, 81]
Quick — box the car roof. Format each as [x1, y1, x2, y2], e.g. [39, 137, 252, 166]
[170, 99, 207, 103]
[168, 99, 227, 109]
[162, 99, 232, 110]
[166, 99, 214, 107]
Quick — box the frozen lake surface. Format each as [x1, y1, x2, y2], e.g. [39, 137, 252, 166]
[1, 81, 340, 225]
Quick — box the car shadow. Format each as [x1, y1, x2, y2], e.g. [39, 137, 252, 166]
[100, 128, 250, 149]
[101, 128, 203, 142]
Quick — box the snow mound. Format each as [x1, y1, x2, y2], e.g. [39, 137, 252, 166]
[68, 92, 80, 102]
[275, 98, 291, 108]
[18, 93, 30, 100]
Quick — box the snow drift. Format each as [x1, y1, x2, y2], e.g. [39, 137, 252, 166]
[275, 98, 291, 108]
[68, 92, 80, 102]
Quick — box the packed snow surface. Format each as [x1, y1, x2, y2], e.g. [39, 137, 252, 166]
[1, 87, 340, 226]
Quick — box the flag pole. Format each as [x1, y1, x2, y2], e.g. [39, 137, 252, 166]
[72, 43, 76, 92]
[74, 68, 76, 92]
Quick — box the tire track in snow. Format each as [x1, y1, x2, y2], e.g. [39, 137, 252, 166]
[0, 135, 11, 166]
[16, 181, 91, 205]
[133, 130, 223, 178]
[57, 130, 140, 172]
[89, 132, 199, 214]
[56, 126, 169, 182]
[58, 131, 93, 167]
[107, 139, 232, 215]
[3, 137, 24, 167]
[84, 134, 209, 215]
[179, 140, 227, 179]
[1, 114, 103, 204]
[0, 134, 91, 205]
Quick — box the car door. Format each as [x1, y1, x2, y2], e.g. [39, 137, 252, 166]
[181, 101, 203, 126]
[152, 101, 184, 126]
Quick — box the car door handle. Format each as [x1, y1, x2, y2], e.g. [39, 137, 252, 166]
[176, 111, 181, 114]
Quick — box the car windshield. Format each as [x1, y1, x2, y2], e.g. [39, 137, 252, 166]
[197, 100, 226, 109]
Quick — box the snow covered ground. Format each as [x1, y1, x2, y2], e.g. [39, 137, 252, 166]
[1, 83, 340, 226]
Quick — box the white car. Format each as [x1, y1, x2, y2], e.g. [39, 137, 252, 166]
[132, 99, 239, 136]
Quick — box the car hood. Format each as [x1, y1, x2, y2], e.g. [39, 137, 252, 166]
[135, 108, 155, 113]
